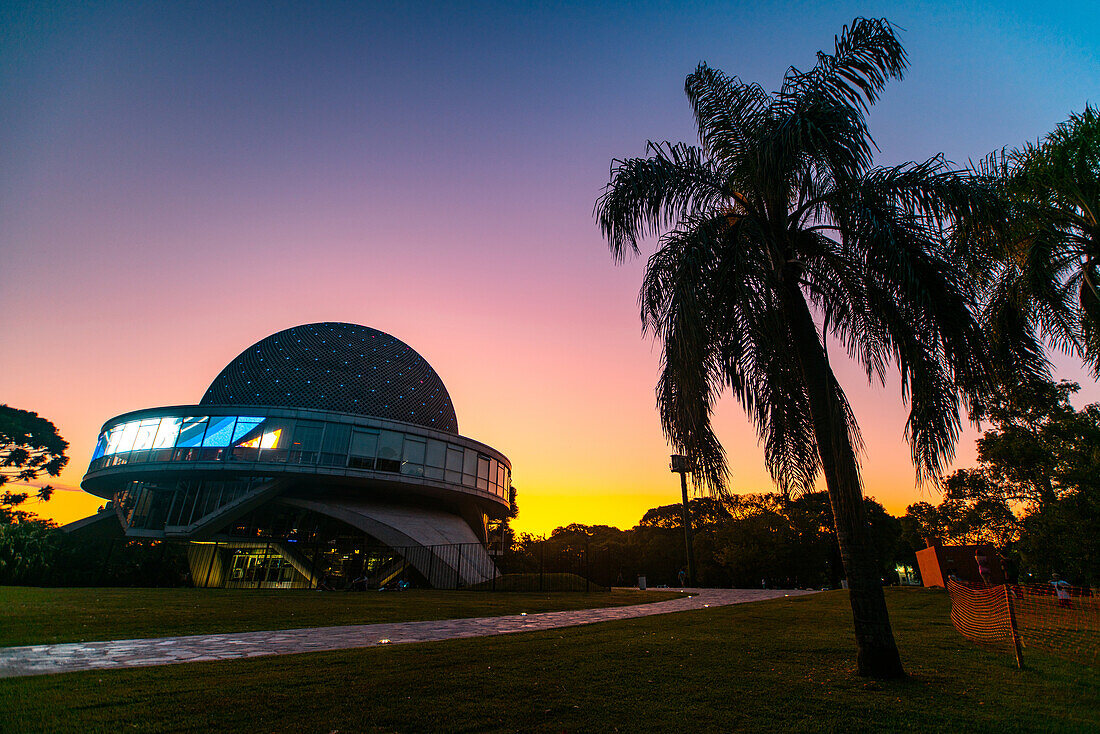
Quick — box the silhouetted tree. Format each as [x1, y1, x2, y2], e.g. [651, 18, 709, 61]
[1, 405, 67, 524]
[596, 18, 997, 677]
[488, 484, 520, 551]
[907, 377, 1100, 584]
[639, 497, 730, 529]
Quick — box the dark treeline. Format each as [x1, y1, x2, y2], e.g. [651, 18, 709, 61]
[518, 375, 1100, 591]
[521, 455, 1098, 591]
[517, 493, 910, 590]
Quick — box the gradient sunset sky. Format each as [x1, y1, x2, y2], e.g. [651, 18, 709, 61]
[3, 1, 1098, 534]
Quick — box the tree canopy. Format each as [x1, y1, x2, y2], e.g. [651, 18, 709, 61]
[969, 106, 1100, 380]
[0, 405, 68, 524]
[905, 377, 1100, 584]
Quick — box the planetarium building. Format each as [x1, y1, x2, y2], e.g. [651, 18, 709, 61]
[78, 322, 511, 589]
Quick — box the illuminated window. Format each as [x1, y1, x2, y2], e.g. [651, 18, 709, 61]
[104, 426, 123, 455]
[152, 417, 182, 449]
[256, 419, 292, 462]
[177, 417, 209, 448]
[260, 429, 283, 449]
[203, 417, 237, 447]
[232, 417, 265, 444]
[104, 422, 131, 455]
[132, 419, 161, 451]
[91, 432, 109, 461]
[115, 421, 141, 454]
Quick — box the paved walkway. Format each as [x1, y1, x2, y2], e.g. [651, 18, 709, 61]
[0, 588, 815, 679]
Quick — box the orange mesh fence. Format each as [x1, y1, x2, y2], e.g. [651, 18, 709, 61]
[947, 580, 1015, 646]
[946, 579, 1099, 668]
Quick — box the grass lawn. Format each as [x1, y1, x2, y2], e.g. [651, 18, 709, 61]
[0, 586, 681, 646]
[1, 588, 1096, 733]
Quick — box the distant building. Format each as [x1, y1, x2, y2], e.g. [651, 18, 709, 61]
[71, 322, 511, 589]
[916, 538, 1005, 587]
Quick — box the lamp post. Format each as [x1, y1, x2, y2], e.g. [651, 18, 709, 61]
[670, 454, 696, 587]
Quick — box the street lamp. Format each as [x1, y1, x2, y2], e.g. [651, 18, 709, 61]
[670, 454, 696, 586]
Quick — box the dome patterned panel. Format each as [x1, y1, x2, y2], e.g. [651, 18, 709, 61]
[200, 322, 459, 434]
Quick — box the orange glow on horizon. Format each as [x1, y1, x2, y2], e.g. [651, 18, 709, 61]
[12, 318, 1097, 538]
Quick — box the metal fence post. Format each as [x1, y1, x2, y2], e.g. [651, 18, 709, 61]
[585, 541, 590, 593]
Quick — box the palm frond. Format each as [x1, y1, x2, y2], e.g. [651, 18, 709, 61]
[780, 17, 907, 113]
[644, 221, 731, 492]
[684, 64, 773, 173]
[595, 142, 729, 261]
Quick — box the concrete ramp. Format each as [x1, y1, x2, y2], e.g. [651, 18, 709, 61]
[279, 496, 496, 588]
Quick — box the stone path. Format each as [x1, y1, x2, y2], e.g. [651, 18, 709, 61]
[0, 588, 815, 679]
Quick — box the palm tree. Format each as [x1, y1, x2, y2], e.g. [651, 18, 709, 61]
[595, 18, 994, 678]
[971, 107, 1100, 378]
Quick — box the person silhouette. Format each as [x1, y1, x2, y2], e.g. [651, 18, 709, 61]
[1051, 573, 1072, 608]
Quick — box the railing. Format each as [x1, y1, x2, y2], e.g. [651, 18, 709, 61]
[20, 536, 617, 592]
[84, 407, 512, 503]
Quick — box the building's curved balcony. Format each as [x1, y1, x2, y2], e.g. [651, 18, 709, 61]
[81, 405, 511, 516]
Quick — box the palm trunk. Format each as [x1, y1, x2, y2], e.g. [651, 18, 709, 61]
[784, 285, 906, 679]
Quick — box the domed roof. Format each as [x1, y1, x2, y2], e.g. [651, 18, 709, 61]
[200, 322, 458, 433]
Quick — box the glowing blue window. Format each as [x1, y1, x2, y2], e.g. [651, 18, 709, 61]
[177, 417, 208, 448]
[104, 426, 125, 455]
[232, 417, 265, 443]
[91, 432, 109, 461]
[202, 417, 237, 447]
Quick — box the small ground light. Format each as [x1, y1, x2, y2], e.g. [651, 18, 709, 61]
[703, 604, 710, 608]
[379, 639, 391, 644]
[520, 612, 527, 616]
